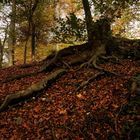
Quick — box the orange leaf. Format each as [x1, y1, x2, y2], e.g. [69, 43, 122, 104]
[59, 109, 67, 115]
[22, 122, 30, 131]
[33, 105, 40, 113]
[77, 93, 84, 99]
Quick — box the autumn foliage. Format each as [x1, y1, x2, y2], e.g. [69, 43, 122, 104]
[0, 57, 140, 139]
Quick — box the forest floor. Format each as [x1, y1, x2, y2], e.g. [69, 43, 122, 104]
[0, 57, 140, 139]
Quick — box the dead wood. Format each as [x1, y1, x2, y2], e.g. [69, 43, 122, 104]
[0, 69, 66, 112]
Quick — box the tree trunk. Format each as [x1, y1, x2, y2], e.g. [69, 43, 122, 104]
[23, 0, 39, 64]
[8, 0, 16, 66]
[82, 0, 93, 43]
[31, 22, 36, 62]
[0, 39, 3, 68]
[82, 0, 113, 43]
[23, 38, 28, 65]
[0, 69, 66, 112]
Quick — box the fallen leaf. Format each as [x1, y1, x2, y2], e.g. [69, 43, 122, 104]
[33, 105, 40, 113]
[59, 109, 67, 115]
[77, 93, 84, 99]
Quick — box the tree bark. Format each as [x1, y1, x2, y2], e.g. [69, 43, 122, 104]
[82, 0, 93, 43]
[8, 0, 16, 66]
[0, 39, 3, 68]
[23, 0, 39, 64]
[0, 69, 66, 112]
[31, 21, 36, 62]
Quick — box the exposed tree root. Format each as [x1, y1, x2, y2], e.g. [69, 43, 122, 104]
[102, 69, 121, 77]
[0, 69, 66, 112]
[18, 63, 38, 68]
[127, 73, 140, 101]
[1, 53, 60, 83]
[0, 43, 87, 83]
[0, 37, 139, 112]
[99, 55, 122, 65]
[79, 43, 106, 70]
[1, 71, 40, 83]
[1, 38, 138, 83]
[76, 69, 120, 92]
[76, 71, 105, 91]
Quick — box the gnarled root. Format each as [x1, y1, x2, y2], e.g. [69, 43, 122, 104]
[100, 55, 122, 65]
[80, 55, 103, 70]
[76, 71, 105, 91]
[0, 69, 66, 112]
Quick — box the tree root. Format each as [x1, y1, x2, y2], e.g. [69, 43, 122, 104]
[1, 71, 40, 83]
[127, 73, 140, 101]
[76, 71, 105, 91]
[100, 55, 123, 65]
[1, 43, 86, 83]
[79, 55, 103, 70]
[79, 54, 122, 71]
[80, 61, 103, 70]
[0, 69, 66, 112]
[1, 53, 59, 83]
[62, 60, 71, 69]
[79, 43, 106, 70]
[40, 51, 59, 72]
[76, 69, 120, 92]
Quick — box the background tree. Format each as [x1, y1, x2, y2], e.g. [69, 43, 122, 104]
[8, 0, 16, 66]
[0, 39, 3, 67]
[0, 0, 139, 67]
[18, 0, 39, 64]
[0, 4, 9, 67]
[16, 0, 55, 64]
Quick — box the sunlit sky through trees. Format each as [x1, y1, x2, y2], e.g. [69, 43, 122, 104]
[0, 3, 140, 41]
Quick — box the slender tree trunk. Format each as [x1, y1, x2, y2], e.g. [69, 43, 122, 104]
[0, 39, 3, 68]
[23, 19, 31, 65]
[82, 0, 93, 43]
[31, 22, 36, 62]
[23, 37, 29, 65]
[23, 0, 39, 64]
[8, 0, 16, 66]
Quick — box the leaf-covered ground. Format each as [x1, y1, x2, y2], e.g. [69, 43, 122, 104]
[0, 59, 140, 140]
